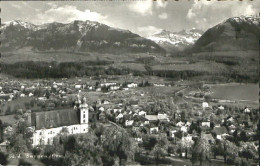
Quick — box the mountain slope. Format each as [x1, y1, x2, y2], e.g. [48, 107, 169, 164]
[0, 20, 165, 54]
[193, 15, 260, 52]
[147, 28, 203, 52]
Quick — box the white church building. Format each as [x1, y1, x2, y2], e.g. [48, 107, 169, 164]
[29, 97, 89, 147]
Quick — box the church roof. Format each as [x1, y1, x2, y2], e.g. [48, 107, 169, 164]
[31, 109, 80, 130]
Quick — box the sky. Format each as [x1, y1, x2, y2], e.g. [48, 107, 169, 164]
[1, 0, 259, 37]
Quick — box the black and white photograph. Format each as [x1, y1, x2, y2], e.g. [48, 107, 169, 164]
[0, 0, 259, 165]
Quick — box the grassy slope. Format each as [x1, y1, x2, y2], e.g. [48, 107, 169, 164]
[0, 50, 258, 81]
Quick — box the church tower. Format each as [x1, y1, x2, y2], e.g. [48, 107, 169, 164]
[79, 97, 89, 124]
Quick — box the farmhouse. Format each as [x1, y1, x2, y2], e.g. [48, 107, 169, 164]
[213, 126, 228, 140]
[29, 98, 89, 146]
[202, 102, 209, 108]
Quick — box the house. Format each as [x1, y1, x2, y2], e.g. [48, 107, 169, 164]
[114, 108, 122, 113]
[227, 117, 235, 123]
[101, 82, 116, 87]
[158, 113, 169, 121]
[99, 107, 105, 112]
[218, 105, 225, 110]
[176, 121, 185, 127]
[202, 102, 209, 108]
[154, 83, 165, 87]
[116, 113, 124, 120]
[180, 126, 188, 133]
[103, 100, 110, 104]
[213, 126, 228, 140]
[38, 97, 47, 101]
[144, 121, 149, 125]
[201, 133, 215, 144]
[169, 129, 178, 138]
[185, 122, 192, 127]
[75, 85, 82, 89]
[29, 97, 89, 146]
[110, 86, 120, 91]
[244, 107, 250, 113]
[182, 134, 193, 142]
[99, 112, 106, 123]
[145, 115, 158, 122]
[127, 83, 138, 88]
[228, 124, 236, 134]
[138, 111, 146, 116]
[125, 120, 134, 127]
[0, 140, 9, 151]
[150, 127, 159, 134]
[134, 137, 143, 143]
[201, 121, 211, 128]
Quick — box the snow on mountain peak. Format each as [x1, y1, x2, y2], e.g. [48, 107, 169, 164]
[224, 15, 260, 26]
[2, 20, 38, 31]
[147, 28, 203, 51]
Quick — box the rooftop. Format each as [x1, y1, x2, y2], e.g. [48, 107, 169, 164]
[31, 108, 80, 130]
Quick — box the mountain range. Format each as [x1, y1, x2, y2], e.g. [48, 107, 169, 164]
[0, 20, 165, 54]
[0, 15, 259, 82]
[193, 15, 260, 52]
[1, 15, 259, 54]
[147, 28, 204, 52]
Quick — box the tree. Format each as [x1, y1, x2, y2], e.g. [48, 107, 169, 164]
[62, 132, 103, 166]
[239, 142, 258, 161]
[18, 159, 32, 166]
[142, 135, 157, 150]
[102, 126, 136, 165]
[151, 135, 169, 165]
[8, 134, 27, 155]
[5, 106, 12, 115]
[218, 139, 238, 163]
[32, 146, 42, 159]
[44, 145, 55, 158]
[0, 152, 8, 165]
[180, 137, 194, 159]
[191, 136, 211, 166]
[204, 95, 212, 102]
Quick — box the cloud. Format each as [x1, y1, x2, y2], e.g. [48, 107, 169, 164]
[137, 25, 162, 37]
[128, 0, 168, 16]
[156, 0, 168, 8]
[10, 3, 22, 9]
[128, 0, 153, 16]
[158, 12, 168, 19]
[186, 1, 259, 29]
[33, 5, 107, 24]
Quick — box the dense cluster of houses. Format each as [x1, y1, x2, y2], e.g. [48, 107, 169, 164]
[0, 77, 257, 159]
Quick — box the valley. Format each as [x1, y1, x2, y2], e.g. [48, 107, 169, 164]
[0, 11, 259, 166]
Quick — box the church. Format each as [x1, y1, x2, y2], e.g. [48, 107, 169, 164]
[29, 97, 89, 147]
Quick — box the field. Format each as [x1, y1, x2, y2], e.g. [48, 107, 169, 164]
[152, 61, 228, 74]
[0, 97, 36, 115]
[209, 83, 258, 102]
[1, 49, 258, 83]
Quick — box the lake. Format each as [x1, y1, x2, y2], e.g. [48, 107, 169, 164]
[210, 83, 258, 102]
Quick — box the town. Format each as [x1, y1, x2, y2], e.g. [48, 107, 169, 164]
[0, 74, 258, 165]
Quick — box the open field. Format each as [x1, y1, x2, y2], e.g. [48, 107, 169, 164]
[1, 50, 258, 83]
[0, 114, 17, 125]
[112, 62, 147, 72]
[0, 97, 37, 115]
[192, 50, 258, 58]
[152, 61, 228, 74]
[1, 51, 108, 64]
